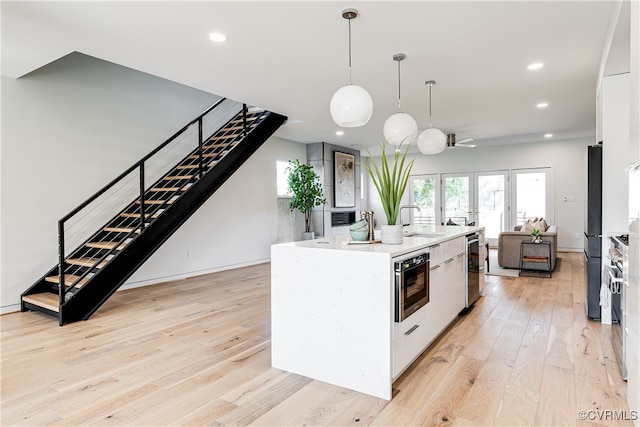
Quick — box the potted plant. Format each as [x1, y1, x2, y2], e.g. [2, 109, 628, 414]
[287, 159, 326, 240]
[362, 140, 415, 244]
[530, 228, 542, 243]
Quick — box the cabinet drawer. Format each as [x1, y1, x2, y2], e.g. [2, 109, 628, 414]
[442, 236, 465, 261]
[428, 244, 442, 266]
[393, 307, 424, 342]
[392, 315, 427, 378]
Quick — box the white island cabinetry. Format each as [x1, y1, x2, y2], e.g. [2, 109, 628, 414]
[271, 226, 483, 400]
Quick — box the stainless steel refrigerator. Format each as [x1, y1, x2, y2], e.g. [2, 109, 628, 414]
[584, 144, 602, 319]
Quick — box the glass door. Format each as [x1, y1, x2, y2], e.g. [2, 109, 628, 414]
[475, 171, 508, 246]
[409, 175, 439, 226]
[442, 173, 472, 226]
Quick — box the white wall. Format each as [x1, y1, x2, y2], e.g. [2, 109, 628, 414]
[365, 137, 590, 251]
[1, 52, 305, 313]
[124, 136, 305, 288]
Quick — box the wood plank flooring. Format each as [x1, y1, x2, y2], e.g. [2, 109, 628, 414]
[1, 252, 633, 426]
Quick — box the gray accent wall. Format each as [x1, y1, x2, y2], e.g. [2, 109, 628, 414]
[307, 142, 361, 237]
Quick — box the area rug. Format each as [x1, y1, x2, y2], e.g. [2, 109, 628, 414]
[486, 248, 520, 277]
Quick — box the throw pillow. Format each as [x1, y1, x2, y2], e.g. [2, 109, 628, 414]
[539, 218, 548, 231]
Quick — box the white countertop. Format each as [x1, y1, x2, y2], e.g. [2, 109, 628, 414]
[273, 225, 482, 257]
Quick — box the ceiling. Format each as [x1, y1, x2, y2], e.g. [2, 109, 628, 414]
[1, 1, 626, 151]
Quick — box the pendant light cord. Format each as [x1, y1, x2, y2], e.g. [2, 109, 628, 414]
[428, 84, 433, 128]
[397, 60, 402, 112]
[348, 17, 352, 85]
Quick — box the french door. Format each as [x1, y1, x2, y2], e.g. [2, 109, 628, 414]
[408, 175, 439, 226]
[442, 173, 473, 226]
[410, 171, 509, 245]
[475, 171, 508, 246]
[409, 168, 550, 245]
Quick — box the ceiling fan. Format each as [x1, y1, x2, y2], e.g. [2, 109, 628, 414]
[446, 133, 476, 148]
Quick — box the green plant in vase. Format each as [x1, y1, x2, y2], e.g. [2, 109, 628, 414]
[287, 159, 326, 240]
[530, 228, 541, 242]
[362, 139, 414, 243]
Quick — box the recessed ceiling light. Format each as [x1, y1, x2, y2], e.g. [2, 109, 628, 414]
[536, 102, 549, 108]
[209, 32, 228, 42]
[544, 133, 553, 138]
[528, 62, 544, 70]
[336, 130, 344, 136]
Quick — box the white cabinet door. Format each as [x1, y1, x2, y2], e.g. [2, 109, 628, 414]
[442, 254, 465, 318]
[428, 262, 449, 333]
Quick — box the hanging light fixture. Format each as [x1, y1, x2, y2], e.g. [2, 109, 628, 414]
[329, 8, 373, 128]
[383, 53, 418, 145]
[417, 80, 447, 155]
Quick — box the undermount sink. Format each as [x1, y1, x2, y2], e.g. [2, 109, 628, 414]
[404, 231, 445, 238]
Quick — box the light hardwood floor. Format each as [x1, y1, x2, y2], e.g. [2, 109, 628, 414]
[1, 253, 633, 426]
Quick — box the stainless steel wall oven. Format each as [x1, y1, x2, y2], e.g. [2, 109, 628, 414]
[394, 251, 429, 322]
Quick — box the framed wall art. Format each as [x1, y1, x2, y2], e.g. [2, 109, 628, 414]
[334, 151, 355, 208]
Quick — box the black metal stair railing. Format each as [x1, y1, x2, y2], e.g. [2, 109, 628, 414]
[52, 98, 264, 307]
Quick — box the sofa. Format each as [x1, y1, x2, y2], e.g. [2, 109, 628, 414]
[497, 223, 558, 271]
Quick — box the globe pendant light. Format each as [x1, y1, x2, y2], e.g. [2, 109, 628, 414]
[329, 8, 373, 128]
[417, 80, 447, 155]
[383, 53, 418, 145]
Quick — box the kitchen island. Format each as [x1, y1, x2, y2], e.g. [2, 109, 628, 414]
[271, 225, 484, 400]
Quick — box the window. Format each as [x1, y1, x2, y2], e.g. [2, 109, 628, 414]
[276, 160, 292, 197]
[512, 168, 552, 225]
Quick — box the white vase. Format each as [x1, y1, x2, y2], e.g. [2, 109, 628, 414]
[381, 224, 403, 244]
[302, 231, 315, 241]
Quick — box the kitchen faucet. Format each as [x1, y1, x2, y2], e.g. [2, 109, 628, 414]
[399, 205, 421, 226]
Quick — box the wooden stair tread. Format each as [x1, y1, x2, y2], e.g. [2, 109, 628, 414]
[203, 141, 239, 149]
[67, 258, 108, 269]
[120, 212, 160, 219]
[207, 134, 238, 141]
[229, 115, 258, 124]
[188, 152, 227, 159]
[104, 227, 141, 234]
[86, 241, 128, 250]
[148, 186, 186, 192]
[163, 175, 193, 180]
[135, 199, 175, 205]
[23, 293, 59, 312]
[45, 274, 89, 287]
[178, 161, 218, 168]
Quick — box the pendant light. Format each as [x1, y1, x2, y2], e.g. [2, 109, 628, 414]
[329, 8, 373, 128]
[383, 53, 418, 145]
[417, 80, 447, 155]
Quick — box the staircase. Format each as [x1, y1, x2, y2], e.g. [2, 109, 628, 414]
[21, 99, 286, 325]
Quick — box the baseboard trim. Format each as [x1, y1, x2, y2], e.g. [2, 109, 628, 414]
[120, 258, 271, 291]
